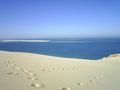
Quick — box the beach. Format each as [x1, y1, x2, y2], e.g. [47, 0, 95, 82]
[0, 51, 120, 90]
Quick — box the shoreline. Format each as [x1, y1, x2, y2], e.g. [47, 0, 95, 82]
[0, 50, 120, 60]
[0, 50, 120, 90]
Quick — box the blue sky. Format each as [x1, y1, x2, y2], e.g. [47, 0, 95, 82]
[0, 0, 120, 39]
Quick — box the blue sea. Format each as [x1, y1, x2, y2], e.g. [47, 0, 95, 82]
[0, 38, 120, 60]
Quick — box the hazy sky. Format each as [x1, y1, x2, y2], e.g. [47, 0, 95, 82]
[0, 0, 120, 39]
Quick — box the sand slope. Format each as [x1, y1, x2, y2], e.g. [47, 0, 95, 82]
[0, 51, 120, 90]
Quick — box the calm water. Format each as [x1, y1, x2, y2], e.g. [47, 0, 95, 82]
[0, 38, 120, 60]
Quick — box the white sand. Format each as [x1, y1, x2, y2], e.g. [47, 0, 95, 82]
[0, 50, 120, 90]
[0, 40, 50, 42]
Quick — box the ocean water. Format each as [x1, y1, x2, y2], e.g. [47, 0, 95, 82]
[0, 38, 120, 60]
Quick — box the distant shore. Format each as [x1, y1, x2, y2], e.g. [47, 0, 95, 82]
[0, 50, 120, 90]
[0, 40, 50, 42]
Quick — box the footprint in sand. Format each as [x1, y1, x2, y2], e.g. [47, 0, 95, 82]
[22, 69, 33, 75]
[94, 76, 100, 80]
[41, 69, 46, 71]
[6, 64, 11, 67]
[22, 69, 29, 73]
[6, 61, 10, 64]
[62, 87, 72, 90]
[28, 72, 36, 76]
[77, 82, 85, 86]
[89, 79, 95, 83]
[10, 63, 15, 67]
[61, 68, 65, 70]
[94, 74, 104, 80]
[28, 77, 39, 80]
[7, 72, 19, 75]
[31, 83, 45, 88]
[14, 66, 20, 70]
[7, 65, 11, 67]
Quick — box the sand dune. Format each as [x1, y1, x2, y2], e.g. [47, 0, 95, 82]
[0, 50, 120, 90]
